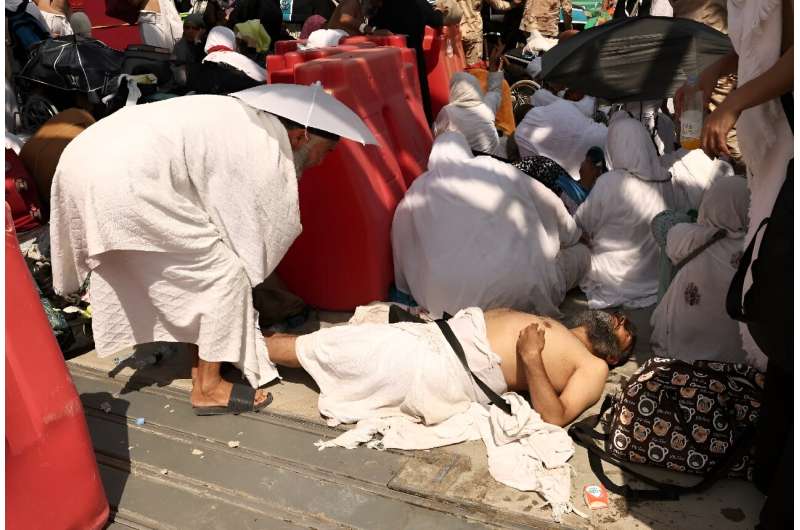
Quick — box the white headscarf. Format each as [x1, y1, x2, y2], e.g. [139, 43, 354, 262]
[606, 117, 671, 182]
[448, 72, 484, 108]
[663, 148, 735, 212]
[698, 176, 750, 236]
[203, 26, 267, 82]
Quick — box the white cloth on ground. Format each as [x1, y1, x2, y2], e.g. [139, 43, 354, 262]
[303, 307, 581, 522]
[727, 0, 793, 370]
[662, 148, 735, 212]
[392, 132, 583, 317]
[522, 29, 558, 54]
[39, 10, 73, 36]
[138, 0, 183, 51]
[89, 242, 275, 386]
[515, 99, 608, 180]
[433, 71, 504, 157]
[650, 177, 750, 363]
[50, 95, 300, 387]
[203, 26, 267, 82]
[532, 88, 596, 118]
[303, 28, 348, 49]
[576, 117, 672, 309]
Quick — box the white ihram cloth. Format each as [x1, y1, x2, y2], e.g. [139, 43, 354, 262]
[515, 99, 608, 180]
[138, 0, 183, 51]
[39, 11, 73, 37]
[532, 88, 596, 118]
[392, 132, 584, 317]
[203, 26, 267, 82]
[728, 0, 793, 370]
[650, 177, 750, 364]
[303, 308, 582, 522]
[303, 28, 348, 49]
[661, 148, 735, 212]
[576, 117, 673, 309]
[433, 71, 505, 157]
[50, 95, 301, 387]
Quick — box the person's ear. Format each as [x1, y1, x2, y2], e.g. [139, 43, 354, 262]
[286, 128, 310, 151]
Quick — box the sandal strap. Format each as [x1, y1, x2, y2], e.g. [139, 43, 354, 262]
[227, 383, 257, 413]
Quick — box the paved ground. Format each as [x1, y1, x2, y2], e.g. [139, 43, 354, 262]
[67, 293, 765, 529]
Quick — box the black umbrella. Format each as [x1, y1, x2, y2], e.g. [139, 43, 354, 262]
[540, 16, 733, 103]
[17, 36, 124, 93]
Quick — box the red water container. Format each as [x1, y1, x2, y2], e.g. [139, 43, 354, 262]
[78, 0, 142, 51]
[422, 25, 466, 118]
[6, 205, 109, 530]
[276, 48, 432, 309]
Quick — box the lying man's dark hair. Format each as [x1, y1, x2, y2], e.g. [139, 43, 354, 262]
[562, 310, 636, 367]
[278, 116, 341, 142]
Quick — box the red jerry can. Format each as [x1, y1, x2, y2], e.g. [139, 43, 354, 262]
[5, 204, 109, 530]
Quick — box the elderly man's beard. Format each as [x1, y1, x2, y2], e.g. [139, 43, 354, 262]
[292, 142, 313, 179]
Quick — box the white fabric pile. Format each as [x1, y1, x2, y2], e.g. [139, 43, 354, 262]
[51, 95, 299, 387]
[576, 116, 673, 309]
[661, 147, 735, 212]
[523, 29, 558, 54]
[531, 88, 597, 118]
[302, 28, 349, 49]
[433, 71, 505, 157]
[515, 99, 608, 180]
[650, 177, 751, 363]
[392, 132, 585, 317]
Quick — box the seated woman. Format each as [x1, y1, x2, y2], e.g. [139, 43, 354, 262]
[650, 177, 750, 364]
[187, 26, 266, 94]
[432, 49, 506, 157]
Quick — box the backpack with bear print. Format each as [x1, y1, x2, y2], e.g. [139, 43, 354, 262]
[569, 357, 764, 501]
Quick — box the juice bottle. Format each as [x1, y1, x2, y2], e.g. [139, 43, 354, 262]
[680, 74, 704, 150]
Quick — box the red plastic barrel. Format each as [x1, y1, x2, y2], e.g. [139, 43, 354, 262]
[276, 48, 432, 309]
[6, 205, 109, 530]
[422, 25, 466, 118]
[79, 0, 142, 51]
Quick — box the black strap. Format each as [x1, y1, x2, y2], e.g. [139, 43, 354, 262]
[726, 219, 769, 322]
[674, 229, 726, 273]
[435, 320, 513, 416]
[569, 395, 756, 501]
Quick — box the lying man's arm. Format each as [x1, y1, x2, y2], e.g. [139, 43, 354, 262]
[517, 324, 606, 427]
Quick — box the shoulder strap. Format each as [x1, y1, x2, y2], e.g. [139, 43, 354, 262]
[569, 395, 756, 501]
[435, 319, 513, 416]
[674, 228, 726, 273]
[726, 219, 769, 322]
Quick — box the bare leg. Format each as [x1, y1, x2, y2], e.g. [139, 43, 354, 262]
[190, 357, 270, 408]
[265, 333, 301, 368]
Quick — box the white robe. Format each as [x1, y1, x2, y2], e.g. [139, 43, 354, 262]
[727, 0, 793, 370]
[662, 147, 735, 212]
[39, 10, 73, 37]
[138, 0, 183, 51]
[515, 99, 608, 180]
[50, 95, 300, 387]
[531, 88, 596, 118]
[576, 117, 673, 309]
[392, 132, 584, 317]
[433, 71, 504, 157]
[650, 177, 750, 363]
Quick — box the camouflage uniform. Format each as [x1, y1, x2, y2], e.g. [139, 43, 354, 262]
[457, 0, 518, 66]
[670, 0, 742, 171]
[520, 0, 571, 38]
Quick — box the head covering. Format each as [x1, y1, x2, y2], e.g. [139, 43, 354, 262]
[184, 13, 205, 28]
[427, 131, 474, 171]
[69, 11, 92, 37]
[300, 14, 326, 39]
[448, 72, 483, 108]
[697, 176, 750, 235]
[606, 117, 671, 182]
[204, 26, 236, 53]
[235, 19, 271, 53]
[586, 146, 606, 171]
[230, 82, 378, 145]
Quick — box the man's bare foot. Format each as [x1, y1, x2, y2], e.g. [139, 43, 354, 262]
[190, 378, 270, 409]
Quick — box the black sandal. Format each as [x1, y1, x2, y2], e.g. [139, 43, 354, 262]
[192, 383, 273, 416]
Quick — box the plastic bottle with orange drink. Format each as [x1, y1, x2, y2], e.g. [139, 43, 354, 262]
[680, 74, 704, 150]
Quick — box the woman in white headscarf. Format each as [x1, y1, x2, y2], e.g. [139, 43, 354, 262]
[202, 26, 266, 83]
[432, 70, 505, 157]
[650, 177, 750, 363]
[574, 116, 673, 309]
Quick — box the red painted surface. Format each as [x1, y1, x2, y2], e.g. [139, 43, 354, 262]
[421, 25, 466, 118]
[5, 205, 109, 530]
[274, 48, 432, 310]
[76, 0, 142, 50]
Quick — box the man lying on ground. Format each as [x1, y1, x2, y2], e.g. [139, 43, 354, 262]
[267, 308, 635, 427]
